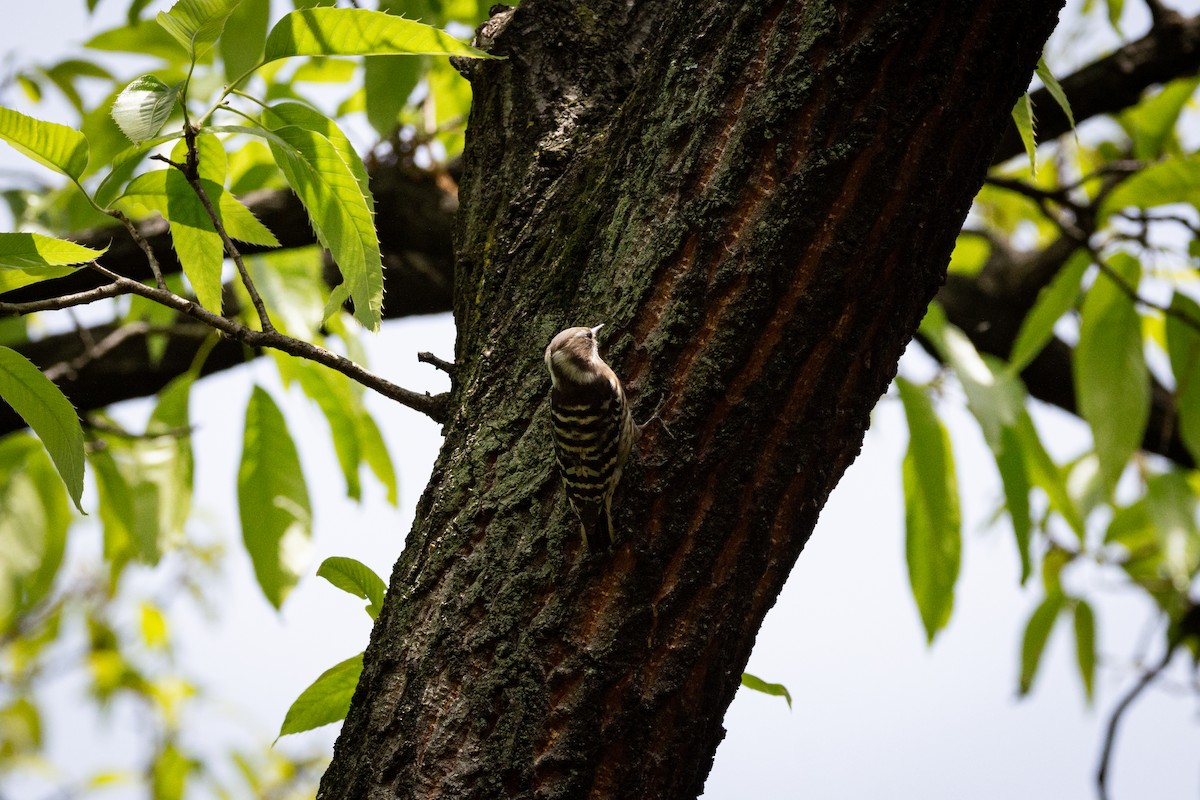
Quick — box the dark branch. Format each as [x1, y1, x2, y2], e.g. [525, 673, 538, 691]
[993, 12, 1200, 165]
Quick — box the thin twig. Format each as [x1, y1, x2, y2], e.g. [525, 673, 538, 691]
[1090, 249, 1200, 336]
[1096, 634, 1180, 799]
[153, 128, 276, 333]
[417, 351, 455, 375]
[44, 321, 151, 382]
[0, 282, 129, 316]
[107, 209, 168, 290]
[1008, 178, 1200, 335]
[83, 262, 449, 422]
[85, 416, 193, 440]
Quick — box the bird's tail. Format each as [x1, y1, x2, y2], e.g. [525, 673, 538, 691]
[575, 500, 615, 551]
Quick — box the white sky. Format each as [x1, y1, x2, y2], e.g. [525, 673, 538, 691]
[1, 1, 1198, 799]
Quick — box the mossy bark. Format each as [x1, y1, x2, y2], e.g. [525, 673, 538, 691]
[319, 1, 1063, 798]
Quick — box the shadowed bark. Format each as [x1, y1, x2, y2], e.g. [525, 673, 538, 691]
[315, 1, 1063, 798]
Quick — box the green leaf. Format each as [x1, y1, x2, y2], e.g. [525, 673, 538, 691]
[1007, 250, 1089, 374]
[316, 556, 386, 619]
[87, 18, 195, 64]
[996, 424, 1033, 584]
[116, 134, 276, 311]
[151, 743, 192, 800]
[1036, 57, 1074, 131]
[0, 435, 70, 627]
[140, 602, 169, 649]
[0, 106, 89, 181]
[897, 377, 961, 643]
[1073, 600, 1096, 703]
[278, 652, 363, 737]
[238, 386, 312, 609]
[921, 309, 1024, 451]
[1011, 93, 1036, 172]
[946, 233, 990, 277]
[1119, 76, 1199, 160]
[1166, 292, 1200, 465]
[90, 444, 139, 571]
[156, 0, 240, 59]
[283, 358, 363, 499]
[262, 102, 371, 209]
[220, 0, 269, 81]
[1074, 253, 1148, 495]
[0, 347, 84, 512]
[40, 59, 115, 115]
[740, 672, 792, 709]
[266, 124, 383, 329]
[364, 55, 422, 137]
[1100, 156, 1200, 222]
[90, 377, 194, 572]
[93, 132, 186, 208]
[1145, 471, 1200, 592]
[263, 8, 492, 64]
[118, 168, 224, 313]
[1105, 0, 1125, 33]
[1019, 592, 1064, 696]
[0, 698, 42, 756]
[249, 247, 326, 339]
[16, 75, 42, 104]
[111, 75, 178, 144]
[357, 411, 398, 506]
[1014, 410, 1085, 537]
[0, 232, 106, 270]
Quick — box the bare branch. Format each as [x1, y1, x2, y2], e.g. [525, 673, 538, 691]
[108, 209, 168, 290]
[0, 280, 129, 316]
[1096, 631, 1182, 800]
[44, 322, 152, 382]
[417, 351, 455, 375]
[83, 262, 449, 423]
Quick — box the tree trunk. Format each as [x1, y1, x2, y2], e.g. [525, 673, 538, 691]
[319, 1, 1063, 797]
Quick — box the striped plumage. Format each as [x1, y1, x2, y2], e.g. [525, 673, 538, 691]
[544, 324, 637, 550]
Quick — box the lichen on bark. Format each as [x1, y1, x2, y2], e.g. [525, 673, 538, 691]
[319, 1, 1065, 798]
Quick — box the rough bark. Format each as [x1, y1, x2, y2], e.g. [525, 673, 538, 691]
[9, 10, 1200, 462]
[318, 2, 1063, 799]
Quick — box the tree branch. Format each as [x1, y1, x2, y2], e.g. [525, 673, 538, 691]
[993, 12, 1200, 165]
[81, 262, 449, 423]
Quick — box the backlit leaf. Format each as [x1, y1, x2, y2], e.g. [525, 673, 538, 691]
[740, 672, 792, 709]
[238, 386, 311, 609]
[263, 8, 491, 64]
[1074, 599, 1096, 702]
[278, 652, 362, 736]
[1074, 253, 1148, 495]
[897, 377, 961, 643]
[1166, 292, 1200, 465]
[0, 347, 84, 511]
[0, 107, 89, 181]
[1008, 250, 1089, 374]
[156, 0, 240, 59]
[1019, 593, 1064, 696]
[1011, 94, 1036, 172]
[111, 75, 178, 144]
[316, 556, 386, 619]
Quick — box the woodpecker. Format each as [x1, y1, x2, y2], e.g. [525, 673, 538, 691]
[544, 324, 638, 550]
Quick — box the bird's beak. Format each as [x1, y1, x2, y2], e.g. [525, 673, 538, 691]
[591, 323, 605, 336]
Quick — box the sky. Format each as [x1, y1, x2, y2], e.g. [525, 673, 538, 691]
[1, 1, 1198, 799]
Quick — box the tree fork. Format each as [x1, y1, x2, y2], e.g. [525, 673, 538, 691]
[319, 1, 1064, 798]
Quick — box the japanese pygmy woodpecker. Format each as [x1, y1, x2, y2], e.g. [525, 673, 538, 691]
[544, 324, 638, 549]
